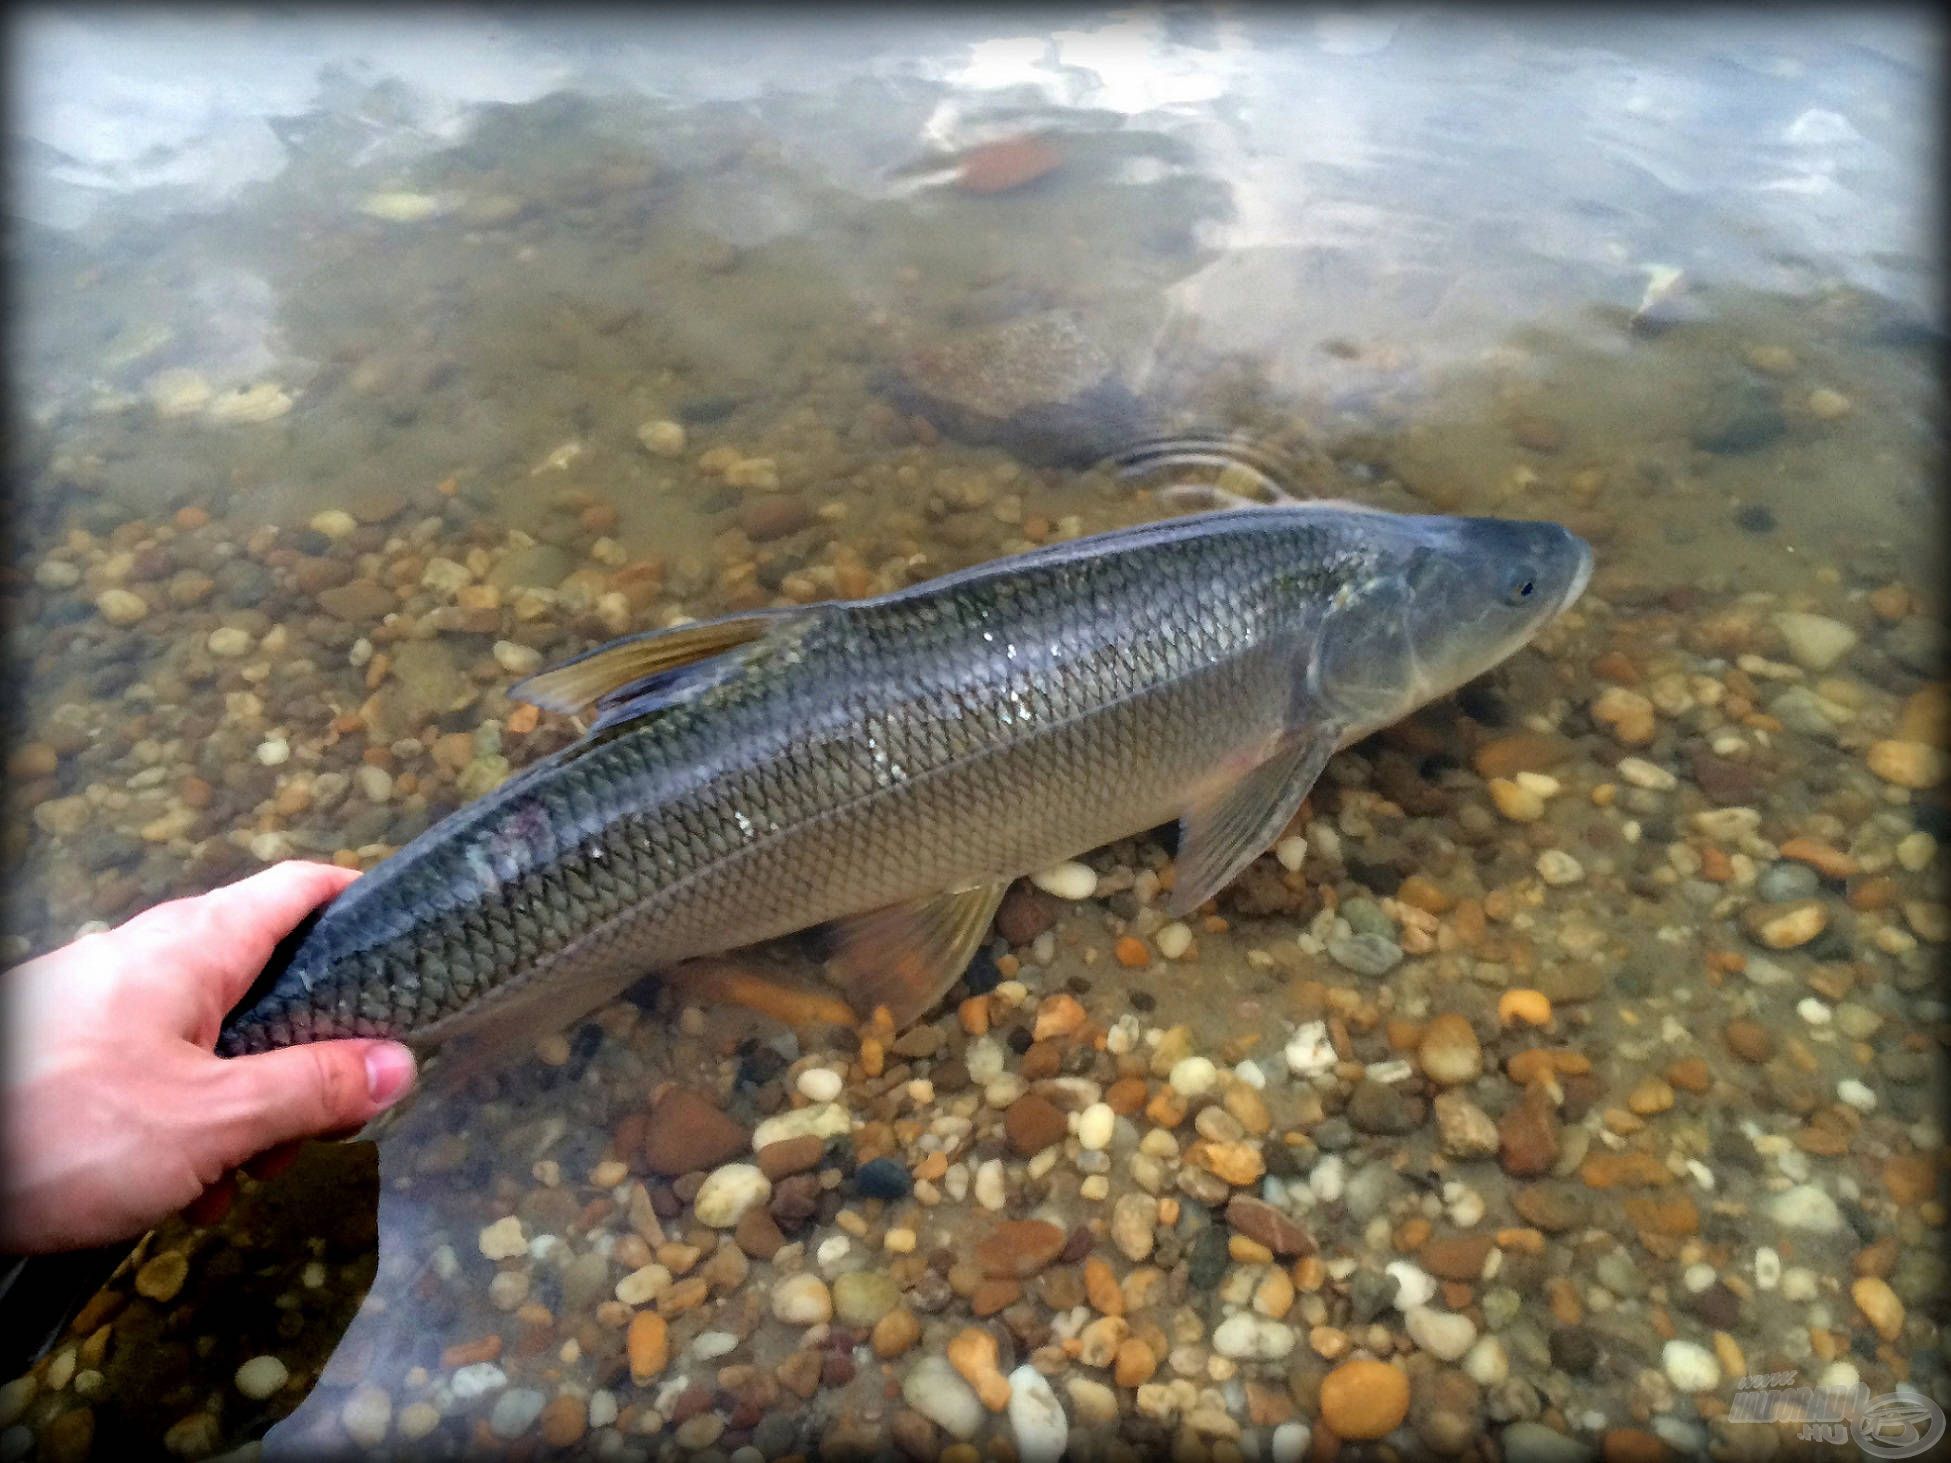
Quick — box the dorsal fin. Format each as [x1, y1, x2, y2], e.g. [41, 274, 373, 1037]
[509, 607, 817, 729]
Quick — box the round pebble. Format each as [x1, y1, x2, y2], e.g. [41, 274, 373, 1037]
[1318, 1358, 1410, 1440]
[234, 1355, 288, 1400]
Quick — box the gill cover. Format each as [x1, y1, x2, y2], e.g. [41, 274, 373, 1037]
[1308, 570, 1417, 731]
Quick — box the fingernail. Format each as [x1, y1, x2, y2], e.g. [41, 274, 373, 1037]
[363, 1042, 416, 1107]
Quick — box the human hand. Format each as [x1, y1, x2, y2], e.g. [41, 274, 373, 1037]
[0, 862, 416, 1253]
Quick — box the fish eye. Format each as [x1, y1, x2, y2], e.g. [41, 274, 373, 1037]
[1503, 567, 1537, 606]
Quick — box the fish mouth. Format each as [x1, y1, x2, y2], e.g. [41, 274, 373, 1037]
[1560, 538, 1594, 614]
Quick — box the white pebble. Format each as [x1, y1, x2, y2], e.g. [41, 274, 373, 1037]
[796, 1067, 844, 1103]
[1897, 832, 1936, 872]
[1662, 1339, 1720, 1392]
[1212, 1313, 1296, 1360]
[255, 738, 290, 767]
[1154, 921, 1193, 959]
[1234, 1059, 1266, 1090]
[1797, 997, 1832, 1025]
[478, 1216, 526, 1260]
[614, 1264, 670, 1305]
[1405, 1306, 1477, 1361]
[973, 1158, 1007, 1211]
[207, 626, 253, 657]
[1754, 1247, 1781, 1290]
[1077, 1103, 1115, 1152]
[1169, 1056, 1218, 1097]
[903, 1357, 982, 1439]
[1766, 1184, 1842, 1234]
[770, 1273, 833, 1325]
[234, 1355, 288, 1400]
[1284, 1021, 1337, 1079]
[1309, 1155, 1345, 1204]
[1275, 836, 1308, 872]
[1773, 611, 1857, 672]
[750, 1102, 851, 1150]
[1782, 1267, 1818, 1302]
[309, 509, 359, 540]
[1535, 849, 1584, 886]
[1386, 1260, 1437, 1310]
[1030, 860, 1097, 900]
[637, 419, 687, 457]
[1615, 757, 1677, 791]
[1463, 1335, 1509, 1387]
[492, 640, 542, 675]
[1837, 1078, 1876, 1112]
[340, 1383, 394, 1446]
[1270, 1421, 1313, 1463]
[356, 764, 393, 803]
[1006, 1364, 1068, 1463]
[692, 1164, 770, 1228]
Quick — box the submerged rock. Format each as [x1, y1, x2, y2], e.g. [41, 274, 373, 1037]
[879, 310, 1144, 466]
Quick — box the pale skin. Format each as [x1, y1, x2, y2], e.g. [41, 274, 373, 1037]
[0, 862, 416, 1254]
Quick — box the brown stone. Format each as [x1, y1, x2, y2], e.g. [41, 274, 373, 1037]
[1579, 1151, 1673, 1189]
[1419, 1233, 1495, 1281]
[1664, 1057, 1712, 1095]
[1003, 1093, 1067, 1156]
[1723, 1019, 1774, 1063]
[738, 495, 813, 542]
[1623, 1195, 1699, 1237]
[974, 1219, 1066, 1278]
[1498, 1092, 1560, 1177]
[755, 1134, 824, 1180]
[643, 1089, 750, 1176]
[1223, 1195, 1315, 1257]
[1471, 732, 1571, 780]
[996, 884, 1057, 944]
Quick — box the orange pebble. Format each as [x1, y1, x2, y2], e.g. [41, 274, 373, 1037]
[1113, 935, 1150, 968]
[1498, 988, 1552, 1027]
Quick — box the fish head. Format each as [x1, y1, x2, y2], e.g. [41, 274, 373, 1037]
[1311, 513, 1592, 738]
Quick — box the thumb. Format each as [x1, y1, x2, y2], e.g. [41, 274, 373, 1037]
[202, 1040, 417, 1163]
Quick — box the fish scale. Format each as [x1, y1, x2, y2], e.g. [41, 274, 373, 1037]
[218, 505, 1589, 1057]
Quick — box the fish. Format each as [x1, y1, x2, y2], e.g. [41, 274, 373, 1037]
[218, 504, 1592, 1061]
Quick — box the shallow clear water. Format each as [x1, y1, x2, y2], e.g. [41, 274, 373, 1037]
[3, 9, 1945, 1461]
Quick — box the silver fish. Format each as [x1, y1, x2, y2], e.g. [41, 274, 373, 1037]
[219, 504, 1591, 1057]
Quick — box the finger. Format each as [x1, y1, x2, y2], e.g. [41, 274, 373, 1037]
[198, 1039, 415, 1168]
[143, 862, 361, 1011]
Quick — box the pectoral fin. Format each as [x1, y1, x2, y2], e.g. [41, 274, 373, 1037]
[1165, 731, 1338, 918]
[510, 607, 819, 729]
[825, 882, 1009, 1029]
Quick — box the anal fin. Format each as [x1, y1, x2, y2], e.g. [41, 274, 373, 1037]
[825, 883, 1009, 1029]
[1165, 730, 1338, 919]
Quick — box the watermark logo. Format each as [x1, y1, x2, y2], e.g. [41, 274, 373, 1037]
[1856, 1392, 1948, 1460]
[1728, 1373, 1946, 1459]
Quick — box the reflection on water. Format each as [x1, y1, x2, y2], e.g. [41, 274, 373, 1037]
[3, 7, 1945, 1461]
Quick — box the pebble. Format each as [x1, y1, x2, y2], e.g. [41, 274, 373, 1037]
[1317, 1358, 1410, 1440]
[833, 1271, 899, 1326]
[1807, 387, 1853, 420]
[1773, 610, 1858, 671]
[207, 626, 253, 657]
[1326, 932, 1403, 977]
[1169, 1055, 1219, 1097]
[1276, 835, 1308, 871]
[1077, 1102, 1116, 1151]
[1030, 861, 1097, 899]
[340, 1384, 392, 1447]
[772, 1272, 834, 1325]
[626, 1313, 668, 1381]
[1535, 849, 1584, 886]
[478, 1216, 527, 1260]
[492, 640, 542, 675]
[233, 1356, 288, 1400]
[1155, 920, 1193, 959]
[1742, 899, 1827, 949]
[94, 589, 149, 626]
[637, 419, 687, 457]
[693, 1164, 771, 1227]
[489, 1388, 547, 1439]
[1489, 778, 1545, 822]
[1868, 739, 1945, 790]
[1851, 1275, 1905, 1341]
[796, 1066, 844, 1102]
[1405, 1306, 1477, 1361]
[1286, 1021, 1338, 1078]
[1661, 1339, 1720, 1392]
[1501, 1421, 1598, 1463]
[1005, 1364, 1068, 1463]
[1112, 1194, 1158, 1261]
[1766, 1183, 1843, 1234]
[903, 1357, 983, 1439]
[1212, 1313, 1297, 1360]
[1418, 1013, 1483, 1086]
[134, 1250, 188, 1302]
